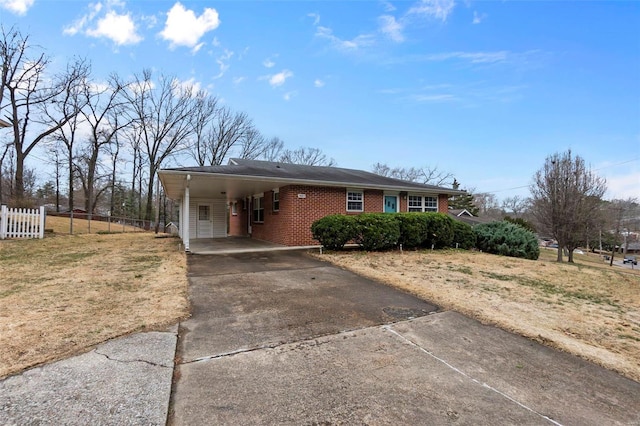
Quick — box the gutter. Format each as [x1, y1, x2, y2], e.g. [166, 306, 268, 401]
[157, 169, 465, 196]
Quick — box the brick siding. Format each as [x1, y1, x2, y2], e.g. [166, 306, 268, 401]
[229, 185, 450, 246]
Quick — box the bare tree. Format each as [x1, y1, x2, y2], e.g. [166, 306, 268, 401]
[123, 70, 197, 223]
[76, 76, 132, 214]
[473, 192, 502, 218]
[530, 150, 607, 263]
[0, 27, 89, 205]
[0, 142, 12, 206]
[238, 127, 267, 160]
[259, 137, 284, 162]
[501, 195, 529, 216]
[372, 162, 453, 186]
[278, 147, 335, 166]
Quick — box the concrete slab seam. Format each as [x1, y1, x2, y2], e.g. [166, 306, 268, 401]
[383, 325, 564, 426]
[191, 265, 324, 278]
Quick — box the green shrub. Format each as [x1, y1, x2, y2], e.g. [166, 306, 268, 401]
[311, 214, 357, 250]
[354, 213, 400, 251]
[421, 213, 455, 249]
[474, 221, 539, 260]
[452, 220, 476, 249]
[396, 213, 427, 248]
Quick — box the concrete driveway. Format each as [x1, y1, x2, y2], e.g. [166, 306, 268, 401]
[170, 251, 640, 425]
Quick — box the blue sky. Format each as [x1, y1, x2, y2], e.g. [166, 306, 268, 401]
[1, 0, 639, 201]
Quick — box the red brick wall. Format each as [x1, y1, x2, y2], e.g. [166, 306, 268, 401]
[438, 194, 449, 213]
[228, 199, 248, 236]
[243, 186, 451, 246]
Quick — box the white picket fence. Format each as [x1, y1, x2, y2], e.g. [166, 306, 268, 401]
[0, 205, 45, 239]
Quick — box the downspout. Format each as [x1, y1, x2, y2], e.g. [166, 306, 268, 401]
[184, 174, 191, 252]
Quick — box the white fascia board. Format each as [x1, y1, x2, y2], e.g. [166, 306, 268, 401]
[157, 169, 463, 195]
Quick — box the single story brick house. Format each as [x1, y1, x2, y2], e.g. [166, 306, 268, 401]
[158, 158, 463, 251]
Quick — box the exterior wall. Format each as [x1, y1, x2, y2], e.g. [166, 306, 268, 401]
[230, 186, 451, 247]
[189, 198, 227, 238]
[250, 186, 387, 246]
[438, 194, 449, 212]
[228, 199, 248, 237]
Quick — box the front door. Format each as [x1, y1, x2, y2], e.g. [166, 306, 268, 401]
[197, 203, 213, 238]
[384, 195, 398, 213]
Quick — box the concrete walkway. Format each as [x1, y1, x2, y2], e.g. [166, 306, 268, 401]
[0, 327, 177, 426]
[170, 251, 640, 425]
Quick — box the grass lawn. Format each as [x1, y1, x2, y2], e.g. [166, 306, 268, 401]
[0, 224, 188, 379]
[316, 247, 640, 383]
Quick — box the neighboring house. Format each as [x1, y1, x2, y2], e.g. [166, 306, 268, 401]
[158, 158, 464, 251]
[447, 208, 495, 226]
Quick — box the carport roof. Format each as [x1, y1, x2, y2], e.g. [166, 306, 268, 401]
[159, 158, 464, 200]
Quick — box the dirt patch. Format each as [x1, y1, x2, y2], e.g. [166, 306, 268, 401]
[314, 249, 640, 382]
[0, 231, 188, 378]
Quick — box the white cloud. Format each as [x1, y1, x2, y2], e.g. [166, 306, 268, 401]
[87, 11, 142, 45]
[263, 58, 275, 68]
[65, 3, 144, 46]
[314, 79, 325, 88]
[408, 0, 455, 22]
[379, 15, 404, 42]
[64, 3, 103, 36]
[233, 76, 246, 85]
[0, 0, 34, 15]
[174, 77, 202, 95]
[473, 11, 487, 24]
[267, 70, 293, 87]
[283, 91, 297, 101]
[411, 93, 457, 102]
[308, 12, 320, 26]
[381, 1, 396, 12]
[212, 37, 221, 47]
[315, 26, 374, 51]
[159, 2, 220, 50]
[213, 49, 234, 79]
[425, 51, 509, 64]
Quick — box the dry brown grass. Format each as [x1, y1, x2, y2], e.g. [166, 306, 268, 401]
[45, 215, 143, 234]
[315, 248, 640, 382]
[0, 228, 188, 379]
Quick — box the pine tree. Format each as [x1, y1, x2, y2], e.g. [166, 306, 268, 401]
[449, 179, 480, 216]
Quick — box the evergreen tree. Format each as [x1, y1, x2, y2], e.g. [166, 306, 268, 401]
[449, 179, 479, 216]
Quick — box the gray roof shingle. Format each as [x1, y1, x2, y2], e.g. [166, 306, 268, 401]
[164, 158, 461, 194]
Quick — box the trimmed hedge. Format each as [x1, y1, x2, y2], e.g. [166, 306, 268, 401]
[396, 213, 427, 248]
[452, 220, 476, 250]
[422, 213, 455, 249]
[474, 221, 540, 260]
[311, 214, 357, 250]
[311, 212, 458, 252]
[354, 213, 400, 251]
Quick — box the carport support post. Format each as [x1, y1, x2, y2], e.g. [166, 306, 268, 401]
[183, 175, 190, 252]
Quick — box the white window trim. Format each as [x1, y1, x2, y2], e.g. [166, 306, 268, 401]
[253, 193, 265, 223]
[272, 189, 280, 212]
[408, 194, 439, 212]
[346, 189, 364, 212]
[231, 201, 238, 216]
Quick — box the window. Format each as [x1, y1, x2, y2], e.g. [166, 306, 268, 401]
[408, 195, 438, 212]
[253, 195, 264, 222]
[272, 190, 280, 211]
[408, 195, 423, 212]
[198, 205, 210, 220]
[347, 190, 364, 212]
[424, 196, 438, 212]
